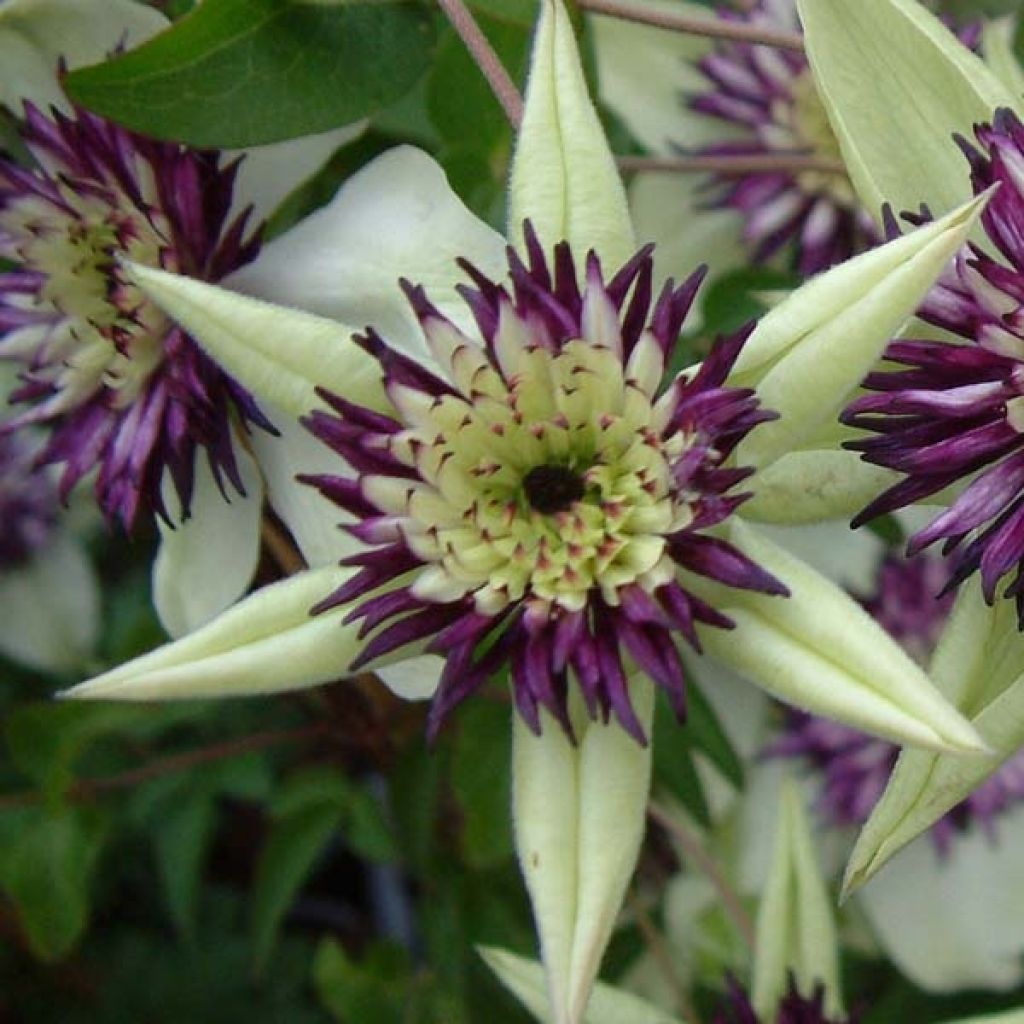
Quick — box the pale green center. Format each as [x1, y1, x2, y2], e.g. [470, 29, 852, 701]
[2, 178, 174, 410]
[777, 72, 856, 206]
[368, 324, 702, 618]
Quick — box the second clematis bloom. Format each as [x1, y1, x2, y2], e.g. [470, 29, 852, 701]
[0, 0, 363, 638]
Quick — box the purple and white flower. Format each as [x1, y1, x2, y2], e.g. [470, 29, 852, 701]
[0, 100, 271, 529]
[844, 109, 1024, 626]
[302, 223, 785, 742]
[0, 0, 363, 638]
[688, 0, 880, 275]
[714, 975, 854, 1024]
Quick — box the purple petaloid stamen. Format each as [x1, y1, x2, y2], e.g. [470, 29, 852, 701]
[713, 974, 858, 1024]
[304, 222, 786, 742]
[844, 108, 1024, 627]
[0, 98, 272, 530]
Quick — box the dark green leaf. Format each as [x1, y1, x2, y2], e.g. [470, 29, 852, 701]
[698, 266, 801, 341]
[687, 679, 744, 790]
[251, 767, 353, 972]
[346, 785, 399, 863]
[65, 0, 437, 148]
[4, 702, 145, 802]
[450, 702, 513, 867]
[652, 700, 711, 827]
[152, 789, 216, 941]
[866, 513, 905, 547]
[313, 938, 418, 1024]
[0, 807, 107, 961]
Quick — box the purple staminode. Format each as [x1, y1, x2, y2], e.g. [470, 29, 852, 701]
[714, 975, 856, 1024]
[688, 0, 878, 274]
[303, 224, 788, 742]
[844, 109, 1024, 626]
[0, 100, 273, 529]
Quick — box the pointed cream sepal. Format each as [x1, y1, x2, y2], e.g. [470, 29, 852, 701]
[511, 0, 635, 269]
[842, 579, 1024, 897]
[129, 264, 387, 419]
[479, 946, 683, 1024]
[941, 1011, 1024, 1024]
[513, 678, 654, 1024]
[730, 191, 989, 470]
[751, 778, 842, 1019]
[692, 519, 987, 756]
[797, 0, 1017, 221]
[62, 565, 372, 701]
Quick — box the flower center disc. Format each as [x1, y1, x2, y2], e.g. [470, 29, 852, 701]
[522, 463, 586, 515]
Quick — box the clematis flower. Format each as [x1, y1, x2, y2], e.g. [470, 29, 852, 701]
[55, 0, 991, 1019]
[844, 110, 1024, 624]
[0, 0, 363, 638]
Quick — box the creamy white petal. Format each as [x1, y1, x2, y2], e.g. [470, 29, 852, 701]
[859, 805, 1024, 992]
[153, 442, 263, 639]
[0, 0, 166, 113]
[248, 403, 359, 568]
[629, 173, 748, 322]
[0, 531, 99, 672]
[227, 146, 506, 360]
[130, 265, 384, 419]
[230, 121, 367, 223]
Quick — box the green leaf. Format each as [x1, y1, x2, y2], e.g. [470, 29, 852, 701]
[251, 767, 354, 972]
[0, 807, 107, 961]
[686, 679, 744, 790]
[652, 707, 711, 828]
[346, 786, 400, 863]
[451, 702, 514, 868]
[314, 938, 418, 1024]
[152, 787, 217, 942]
[3, 702, 145, 802]
[64, 0, 437, 148]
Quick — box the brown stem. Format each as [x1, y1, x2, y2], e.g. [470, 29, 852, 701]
[261, 515, 307, 576]
[0, 724, 325, 811]
[576, 0, 805, 52]
[617, 153, 845, 176]
[437, 0, 524, 128]
[648, 799, 755, 949]
[628, 891, 702, 1023]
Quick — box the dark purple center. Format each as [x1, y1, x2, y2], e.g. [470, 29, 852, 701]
[522, 463, 585, 514]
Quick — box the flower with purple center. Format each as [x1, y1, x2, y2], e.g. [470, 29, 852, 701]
[772, 551, 1024, 849]
[302, 223, 787, 743]
[714, 975, 856, 1024]
[0, 99, 274, 529]
[0, 429, 56, 570]
[688, 0, 881, 274]
[844, 108, 1024, 626]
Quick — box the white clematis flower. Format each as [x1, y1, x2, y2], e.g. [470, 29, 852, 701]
[0, 0, 364, 641]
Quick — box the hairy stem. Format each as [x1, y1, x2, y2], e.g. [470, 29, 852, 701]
[0, 724, 325, 810]
[437, 0, 524, 127]
[617, 153, 845, 175]
[648, 799, 755, 949]
[576, 0, 805, 52]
